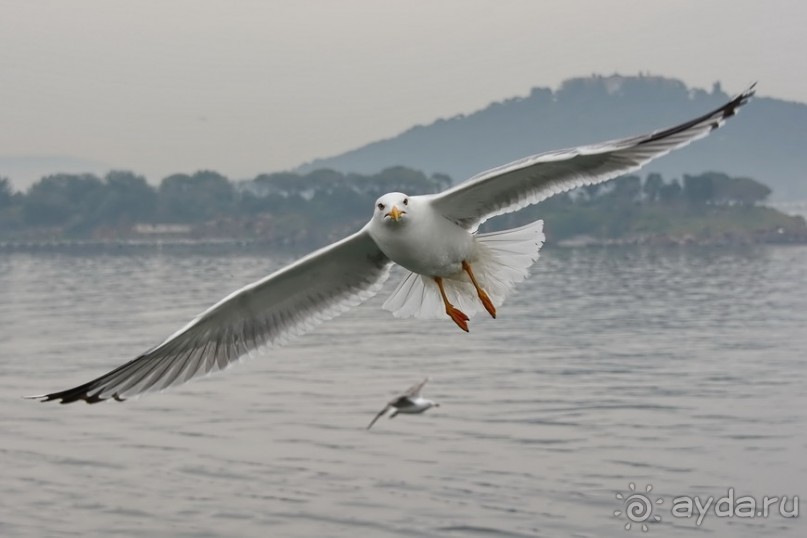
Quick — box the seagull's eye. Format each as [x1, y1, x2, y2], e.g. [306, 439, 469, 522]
[403, 198, 408, 206]
[377, 202, 385, 211]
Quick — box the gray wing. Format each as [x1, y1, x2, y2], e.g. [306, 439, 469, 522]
[390, 396, 417, 409]
[401, 377, 429, 399]
[367, 404, 391, 430]
[30, 229, 391, 404]
[427, 84, 756, 230]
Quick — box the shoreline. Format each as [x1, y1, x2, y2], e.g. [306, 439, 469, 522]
[2, 231, 806, 254]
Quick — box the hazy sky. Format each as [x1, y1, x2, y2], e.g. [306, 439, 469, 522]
[2, 0, 805, 185]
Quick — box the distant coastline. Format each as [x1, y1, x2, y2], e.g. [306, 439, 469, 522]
[2, 168, 806, 251]
[3, 232, 805, 255]
[3, 222, 805, 254]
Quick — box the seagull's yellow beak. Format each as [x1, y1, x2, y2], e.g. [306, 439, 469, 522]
[387, 205, 404, 222]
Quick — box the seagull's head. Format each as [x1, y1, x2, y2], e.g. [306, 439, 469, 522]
[373, 192, 411, 226]
[426, 399, 439, 409]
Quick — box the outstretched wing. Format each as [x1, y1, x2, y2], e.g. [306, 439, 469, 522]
[30, 229, 391, 404]
[401, 377, 429, 399]
[428, 84, 756, 230]
[367, 405, 391, 430]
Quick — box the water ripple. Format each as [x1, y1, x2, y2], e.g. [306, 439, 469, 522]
[1, 246, 805, 537]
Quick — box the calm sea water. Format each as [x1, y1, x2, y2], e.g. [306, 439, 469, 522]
[1, 245, 805, 537]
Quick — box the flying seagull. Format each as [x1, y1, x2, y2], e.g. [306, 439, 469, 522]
[367, 377, 437, 430]
[29, 84, 755, 404]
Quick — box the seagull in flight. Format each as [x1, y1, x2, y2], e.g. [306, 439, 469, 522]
[367, 377, 438, 430]
[28, 85, 756, 404]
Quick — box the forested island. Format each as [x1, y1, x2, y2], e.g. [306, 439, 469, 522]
[0, 167, 805, 250]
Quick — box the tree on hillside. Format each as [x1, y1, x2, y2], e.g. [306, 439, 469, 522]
[252, 172, 304, 197]
[431, 173, 453, 192]
[250, 167, 451, 201]
[610, 175, 642, 202]
[366, 167, 448, 196]
[0, 177, 13, 208]
[684, 174, 715, 205]
[659, 178, 683, 203]
[305, 168, 345, 188]
[643, 173, 664, 202]
[727, 176, 771, 206]
[158, 170, 234, 222]
[23, 173, 105, 228]
[0, 177, 22, 231]
[683, 172, 772, 206]
[706, 172, 771, 206]
[93, 171, 157, 225]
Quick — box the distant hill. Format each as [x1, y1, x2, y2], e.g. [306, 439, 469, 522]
[297, 75, 807, 201]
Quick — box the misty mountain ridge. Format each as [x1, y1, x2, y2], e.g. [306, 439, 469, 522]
[297, 74, 806, 200]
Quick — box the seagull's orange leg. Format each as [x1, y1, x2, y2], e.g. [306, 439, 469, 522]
[434, 276, 469, 332]
[462, 260, 496, 319]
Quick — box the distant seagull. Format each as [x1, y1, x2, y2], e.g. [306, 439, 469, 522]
[367, 377, 438, 430]
[28, 85, 755, 404]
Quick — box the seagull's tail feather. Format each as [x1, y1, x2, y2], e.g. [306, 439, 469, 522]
[465, 219, 545, 310]
[382, 270, 444, 319]
[382, 219, 545, 319]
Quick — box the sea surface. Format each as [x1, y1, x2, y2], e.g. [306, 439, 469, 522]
[1, 245, 805, 537]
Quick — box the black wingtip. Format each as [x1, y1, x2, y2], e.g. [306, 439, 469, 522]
[24, 384, 123, 405]
[714, 83, 756, 123]
[724, 82, 757, 118]
[22, 393, 67, 404]
[639, 82, 757, 145]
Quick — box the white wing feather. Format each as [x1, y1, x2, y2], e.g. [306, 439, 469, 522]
[428, 84, 756, 230]
[31, 229, 390, 403]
